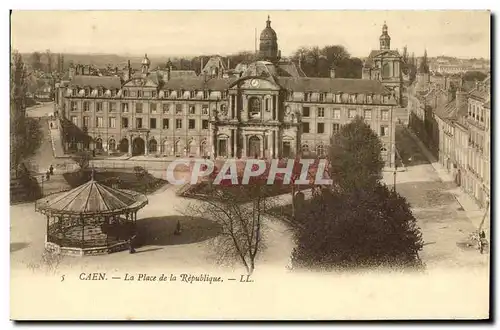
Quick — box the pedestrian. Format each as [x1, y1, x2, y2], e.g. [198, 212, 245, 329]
[129, 237, 136, 254]
[46, 170, 50, 180]
[479, 231, 487, 254]
[49, 165, 54, 175]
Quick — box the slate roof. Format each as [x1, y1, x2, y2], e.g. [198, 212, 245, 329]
[202, 56, 227, 72]
[69, 75, 122, 89]
[161, 77, 237, 91]
[434, 99, 457, 121]
[276, 77, 390, 94]
[36, 178, 148, 216]
[276, 62, 307, 77]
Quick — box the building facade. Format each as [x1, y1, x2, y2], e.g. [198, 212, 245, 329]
[55, 17, 398, 167]
[424, 74, 490, 209]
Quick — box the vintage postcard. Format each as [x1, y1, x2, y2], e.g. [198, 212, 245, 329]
[10, 10, 490, 320]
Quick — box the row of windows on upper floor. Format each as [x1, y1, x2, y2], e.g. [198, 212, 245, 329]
[70, 116, 211, 131]
[68, 100, 393, 121]
[64, 87, 392, 105]
[69, 101, 221, 116]
[301, 107, 392, 121]
[68, 116, 391, 137]
[65, 88, 228, 100]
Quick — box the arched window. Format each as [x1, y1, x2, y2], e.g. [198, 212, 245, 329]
[249, 97, 261, 119]
[316, 144, 325, 157]
[161, 140, 168, 154]
[174, 140, 181, 156]
[188, 140, 196, 156]
[149, 139, 158, 153]
[108, 139, 116, 151]
[200, 140, 207, 157]
[95, 138, 103, 150]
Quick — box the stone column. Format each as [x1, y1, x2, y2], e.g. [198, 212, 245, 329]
[145, 133, 149, 156]
[242, 134, 247, 158]
[241, 95, 248, 121]
[270, 130, 275, 159]
[128, 134, 133, 156]
[209, 124, 215, 158]
[260, 135, 264, 159]
[232, 129, 237, 158]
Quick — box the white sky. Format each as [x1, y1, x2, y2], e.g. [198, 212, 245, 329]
[11, 10, 491, 59]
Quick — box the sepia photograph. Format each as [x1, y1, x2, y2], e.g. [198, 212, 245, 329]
[9, 9, 491, 320]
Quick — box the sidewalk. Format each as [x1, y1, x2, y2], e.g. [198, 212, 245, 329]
[405, 127, 487, 231]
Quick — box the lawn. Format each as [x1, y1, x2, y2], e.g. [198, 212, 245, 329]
[179, 178, 315, 204]
[63, 169, 168, 194]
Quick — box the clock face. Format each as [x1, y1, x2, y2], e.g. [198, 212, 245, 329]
[250, 79, 259, 87]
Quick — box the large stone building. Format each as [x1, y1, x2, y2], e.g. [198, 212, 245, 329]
[410, 72, 491, 210]
[55, 17, 398, 167]
[362, 22, 404, 107]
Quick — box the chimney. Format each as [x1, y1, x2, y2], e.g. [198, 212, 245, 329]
[69, 66, 75, 79]
[456, 90, 468, 116]
[166, 64, 171, 81]
[330, 67, 336, 79]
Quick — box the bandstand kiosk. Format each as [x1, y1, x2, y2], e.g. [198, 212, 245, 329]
[35, 173, 148, 256]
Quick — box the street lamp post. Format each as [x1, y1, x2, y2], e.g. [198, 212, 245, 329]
[40, 175, 44, 197]
[393, 162, 397, 192]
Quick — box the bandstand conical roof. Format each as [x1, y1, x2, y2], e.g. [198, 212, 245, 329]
[35, 178, 148, 216]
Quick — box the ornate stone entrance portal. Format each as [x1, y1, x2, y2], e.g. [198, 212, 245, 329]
[248, 136, 261, 158]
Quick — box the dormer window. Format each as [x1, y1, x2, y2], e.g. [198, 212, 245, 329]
[190, 90, 196, 99]
[123, 90, 128, 97]
[304, 92, 312, 102]
[203, 90, 209, 99]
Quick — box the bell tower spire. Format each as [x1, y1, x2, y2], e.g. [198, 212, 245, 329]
[380, 21, 391, 50]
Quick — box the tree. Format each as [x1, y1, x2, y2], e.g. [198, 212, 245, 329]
[419, 49, 429, 74]
[31, 51, 42, 71]
[46, 49, 53, 73]
[291, 183, 424, 270]
[328, 116, 384, 192]
[291, 45, 361, 78]
[11, 50, 41, 176]
[321, 45, 350, 67]
[185, 166, 277, 275]
[463, 71, 487, 82]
